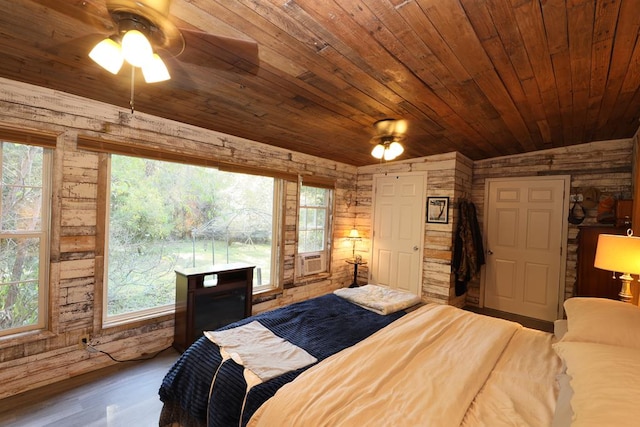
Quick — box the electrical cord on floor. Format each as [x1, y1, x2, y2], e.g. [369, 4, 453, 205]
[87, 344, 174, 363]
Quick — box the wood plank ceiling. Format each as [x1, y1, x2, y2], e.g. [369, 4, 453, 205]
[0, 0, 639, 166]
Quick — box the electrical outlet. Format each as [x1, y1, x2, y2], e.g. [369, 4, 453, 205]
[78, 334, 90, 350]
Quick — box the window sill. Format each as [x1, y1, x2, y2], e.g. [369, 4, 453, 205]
[101, 309, 174, 332]
[252, 285, 282, 300]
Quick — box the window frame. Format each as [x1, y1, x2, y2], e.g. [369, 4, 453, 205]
[102, 153, 285, 326]
[297, 184, 333, 275]
[0, 139, 52, 338]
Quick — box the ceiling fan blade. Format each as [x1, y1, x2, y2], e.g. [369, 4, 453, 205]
[44, 33, 112, 64]
[372, 119, 409, 139]
[177, 30, 259, 75]
[30, 0, 114, 32]
[156, 54, 198, 91]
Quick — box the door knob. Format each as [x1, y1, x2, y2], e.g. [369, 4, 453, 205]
[487, 249, 493, 255]
[413, 246, 419, 251]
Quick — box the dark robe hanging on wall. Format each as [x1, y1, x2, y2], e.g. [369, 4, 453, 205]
[452, 200, 485, 296]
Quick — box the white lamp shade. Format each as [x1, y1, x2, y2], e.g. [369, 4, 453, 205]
[383, 146, 395, 161]
[348, 228, 361, 239]
[372, 141, 404, 161]
[142, 54, 171, 83]
[594, 233, 640, 275]
[388, 141, 404, 157]
[371, 144, 385, 159]
[121, 30, 154, 68]
[89, 38, 124, 74]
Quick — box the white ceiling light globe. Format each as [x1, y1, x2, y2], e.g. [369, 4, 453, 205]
[121, 30, 153, 68]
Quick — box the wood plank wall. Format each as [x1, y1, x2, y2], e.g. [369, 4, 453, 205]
[0, 78, 358, 399]
[469, 139, 634, 306]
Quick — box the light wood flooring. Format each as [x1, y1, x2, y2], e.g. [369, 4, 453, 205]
[0, 347, 180, 427]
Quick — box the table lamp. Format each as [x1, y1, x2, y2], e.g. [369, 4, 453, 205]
[594, 230, 640, 303]
[348, 227, 361, 260]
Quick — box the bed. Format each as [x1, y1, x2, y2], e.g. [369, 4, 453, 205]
[158, 289, 418, 427]
[248, 297, 640, 427]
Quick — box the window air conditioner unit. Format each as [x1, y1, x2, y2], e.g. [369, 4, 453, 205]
[300, 253, 326, 276]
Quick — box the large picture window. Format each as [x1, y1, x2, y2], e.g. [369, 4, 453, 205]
[0, 141, 50, 336]
[105, 155, 282, 322]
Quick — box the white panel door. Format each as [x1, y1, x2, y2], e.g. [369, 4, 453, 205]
[370, 174, 425, 296]
[484, 177, 568, 321]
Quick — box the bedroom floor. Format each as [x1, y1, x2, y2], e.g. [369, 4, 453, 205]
[463, 306, 554, 332]
[0, 347, 180, 427]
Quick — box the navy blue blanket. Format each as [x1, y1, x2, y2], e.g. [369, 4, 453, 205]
[159, 294, 405, 427]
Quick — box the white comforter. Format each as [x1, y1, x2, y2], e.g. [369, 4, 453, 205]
[248, 303, 560, 427]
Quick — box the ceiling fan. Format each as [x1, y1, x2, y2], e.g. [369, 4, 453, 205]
[38, 0, 259, 108]
[87, 0, 187, 83]
[370, 119, 408, 161]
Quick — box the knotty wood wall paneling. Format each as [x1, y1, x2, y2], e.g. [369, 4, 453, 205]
[0, 78, 357, 399]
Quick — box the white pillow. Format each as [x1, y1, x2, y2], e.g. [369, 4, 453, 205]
[562, 297, 640, 348]
[553, 341, 640, 426]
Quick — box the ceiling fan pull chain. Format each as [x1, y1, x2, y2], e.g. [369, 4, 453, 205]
[130, 66, 135, 114]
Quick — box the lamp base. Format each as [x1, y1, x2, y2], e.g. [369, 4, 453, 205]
[618, 274, 634, 303]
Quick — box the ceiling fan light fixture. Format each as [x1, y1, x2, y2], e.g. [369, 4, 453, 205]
[383, 146, 396, 161]
[371, 143, 385, 159]
[142, 53, 170, 83]
[388, 141, 404, 158]
[121, 29, 154, 67]
[89, 38, 124, 74]
[89, 28, 172, 84]
[371, 140, 404, 161]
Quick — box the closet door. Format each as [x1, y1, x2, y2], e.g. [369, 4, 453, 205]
[370, 173, 425, 296]
[484, 176, 569, 321]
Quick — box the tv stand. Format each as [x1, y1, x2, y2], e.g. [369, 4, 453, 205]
[173, 263, 254, 352]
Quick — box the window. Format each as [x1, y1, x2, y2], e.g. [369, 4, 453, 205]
[105, 154, 282, 322]
[0, 141, 51, 336]
[298, 185, 332, 275]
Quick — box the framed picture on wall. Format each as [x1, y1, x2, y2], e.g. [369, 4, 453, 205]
[427, 197, 449, 224]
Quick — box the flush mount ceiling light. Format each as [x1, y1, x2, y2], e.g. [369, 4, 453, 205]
[370, 119, 408, 161]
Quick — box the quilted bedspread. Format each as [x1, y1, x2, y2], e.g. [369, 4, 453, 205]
[248, 303, 561, 427]
[158, 293, 405, 427]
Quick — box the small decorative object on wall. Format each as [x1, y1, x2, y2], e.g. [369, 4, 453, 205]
[427, 197, 449, 224]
